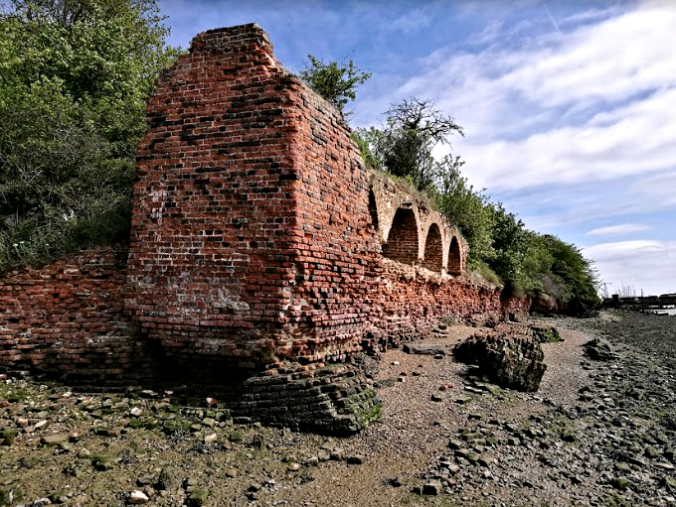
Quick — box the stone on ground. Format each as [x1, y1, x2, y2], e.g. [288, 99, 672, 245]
[453, 330, 547, 392]
[403, 343, 446, 356]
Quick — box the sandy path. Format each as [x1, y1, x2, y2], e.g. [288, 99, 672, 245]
[271, 320, 594, 506]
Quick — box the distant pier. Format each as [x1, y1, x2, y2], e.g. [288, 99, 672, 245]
[603, 294, 676, 315]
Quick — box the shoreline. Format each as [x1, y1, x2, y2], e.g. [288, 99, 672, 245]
[1, 310, 675, 506]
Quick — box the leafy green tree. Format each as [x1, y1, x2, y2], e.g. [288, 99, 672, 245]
[378, 98, 463, 191]
[0, 0, 180, 270]
[352, 127, 383, 170]
[486, 204, 531, 291]
[299, 54, 371, 115]
[542, 235, 600, 315]
[433, 155, 495, 266]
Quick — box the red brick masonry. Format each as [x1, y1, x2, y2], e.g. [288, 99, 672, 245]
[0, 25, 528, 382]
[0, 248, 153, 382]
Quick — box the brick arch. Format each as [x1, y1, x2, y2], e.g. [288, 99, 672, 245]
[448, 235, 462, 275]
[422, 223, 443, 273]
[383, 208, 419, 265]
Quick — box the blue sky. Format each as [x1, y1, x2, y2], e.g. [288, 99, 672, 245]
[161, 0, 676, 296]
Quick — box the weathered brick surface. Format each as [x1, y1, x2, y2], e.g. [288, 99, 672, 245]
[0, 24, 529, 395]
[368, 170, 468, 275]
[453, 325, 548, 392]
[0, 247, 153, 383]
[232, 363, 381, 434]
[126, 24, 305, 371]
[124, 24, 483, 372]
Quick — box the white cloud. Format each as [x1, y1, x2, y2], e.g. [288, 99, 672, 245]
[389, 8, 432, 33]
[587, 224, 651, 237]
[635, 172, 676, 208]
[583, 240, 676, 295]
[387, 3, 676, 193]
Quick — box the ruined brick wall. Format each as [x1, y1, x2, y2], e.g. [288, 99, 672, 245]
[0, 24, 528, 386]
[368, 171, 468, 276]
[125, 23, 502, 372]
[0, 247, 153, 382]
[125, 24, 384, 371]
[368, 261, 502, 351]
[273, 77, 381, 364]
[126, 25, 305, 371]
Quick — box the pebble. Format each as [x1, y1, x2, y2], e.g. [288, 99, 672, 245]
[41, 434, 68, 446]
[129, 490, 149, 504]
[346, 455, 363, 465]
[422, 481, 441, 495]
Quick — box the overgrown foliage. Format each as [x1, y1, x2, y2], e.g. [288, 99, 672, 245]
[299, 54, 371, 115]
[354, 97, 600, 315]
[354, 99, 463, 190]
[0, 0, 180, 271]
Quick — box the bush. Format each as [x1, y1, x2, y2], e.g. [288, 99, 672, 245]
[0, 0, 180, 272]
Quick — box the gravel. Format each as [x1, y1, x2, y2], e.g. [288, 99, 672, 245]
[1, 310, 675, 506]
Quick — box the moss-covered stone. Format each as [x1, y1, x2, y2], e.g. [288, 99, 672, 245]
[0, 430, 17, 446]
[532, 325, 562, 343]
[227, 432, 243, 443]
[187, 487, 208, 507]
[610, 477, 630, 491]
[90, 454, 114, 471]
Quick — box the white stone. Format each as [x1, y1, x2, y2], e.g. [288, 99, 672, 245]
[130, 407, 143, 417]
[129, 490, 149, 504]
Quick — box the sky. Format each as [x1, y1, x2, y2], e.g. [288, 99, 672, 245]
[160, 0, 676, 297]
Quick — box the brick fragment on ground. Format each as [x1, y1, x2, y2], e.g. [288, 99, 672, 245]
[453, 327, 547, 392]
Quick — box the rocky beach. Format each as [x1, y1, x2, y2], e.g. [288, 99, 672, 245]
[1, 310, 675, 507]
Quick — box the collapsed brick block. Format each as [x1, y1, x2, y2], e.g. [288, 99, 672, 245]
[453, 330, 547, 392]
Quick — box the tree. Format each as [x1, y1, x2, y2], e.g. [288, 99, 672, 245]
[352, 127, 383, 170]
[433, 155, 495, 266]
[375, 98, 464, 191]
[299, 54, 371, 115]
[486, 204, 530, 289]
[0, 0, 180, 271]
[542, 235, 600, 315]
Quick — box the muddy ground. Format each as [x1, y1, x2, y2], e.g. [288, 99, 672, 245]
[1, 311, 675, 507]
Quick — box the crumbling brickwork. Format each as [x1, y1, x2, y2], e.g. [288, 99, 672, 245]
[0, 24, 532, 432]
[125, 24, 382, 372]
[0, 247, 152, 383]
[125, 24, 479, 373]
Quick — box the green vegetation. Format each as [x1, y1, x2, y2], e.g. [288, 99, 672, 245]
[0, 0, 180, 271]
[299, 54, 371, 115]
[0, 8, 598, 315]
[364, 98, 464, 190]
[355, 98, 600, 316]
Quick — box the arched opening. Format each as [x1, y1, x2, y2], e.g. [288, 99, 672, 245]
[422, 223, 443, 273]
[448, 236, 462, 275]
[383, 208, 418, 265]
[368, 190, 379, 231]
